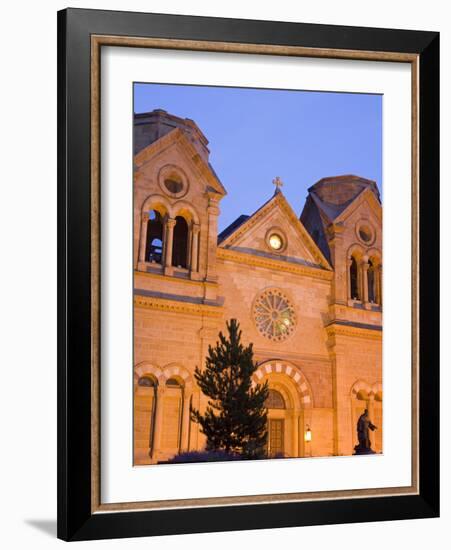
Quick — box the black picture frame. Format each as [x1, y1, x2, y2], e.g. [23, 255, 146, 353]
[57, 8, 439, 541]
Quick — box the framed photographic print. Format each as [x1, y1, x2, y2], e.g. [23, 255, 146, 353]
[57, 8, 439, 541]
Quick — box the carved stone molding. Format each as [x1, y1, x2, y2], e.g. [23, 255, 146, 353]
[134, 294, 223, 318]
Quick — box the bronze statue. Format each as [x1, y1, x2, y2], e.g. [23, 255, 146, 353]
[354, 409, 377, 455]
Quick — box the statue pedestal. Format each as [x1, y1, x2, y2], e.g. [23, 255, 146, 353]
[353, 445, 376, 455]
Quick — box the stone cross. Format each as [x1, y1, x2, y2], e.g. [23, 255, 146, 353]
[272, 176, 284, 192]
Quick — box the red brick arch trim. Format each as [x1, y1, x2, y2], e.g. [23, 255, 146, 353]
[161, 363, 194, 390]
[134, 362, 165, 386]
[253, 361, 313, 408]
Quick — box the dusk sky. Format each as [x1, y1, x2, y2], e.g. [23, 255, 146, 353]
[134, 83, 382, 232]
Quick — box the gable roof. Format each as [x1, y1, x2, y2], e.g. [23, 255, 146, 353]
[218, 190, 331, 270]
[300, 175, 382, 266]
[134, 127, 227, 197]
[307, 174, 381, 223]
[332, 186, 382, 224]
[218, 215, 250, 244]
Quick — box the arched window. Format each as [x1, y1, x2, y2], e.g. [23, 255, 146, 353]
[135, 375, 158, 459]
[166, 377, 182, 387]
[350, 256, 360, 300]
[172, 216, 189, 268]
[146, 210, 164, 264]
[162, 377, 184, 453]
[265, 389, 286, 409]
[138, 376, 157, 388]
[367, 260, 376, 303]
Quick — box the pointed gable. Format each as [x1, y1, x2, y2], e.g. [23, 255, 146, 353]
[332, 186, 382, 225]
[134, 127, 226, 197]
[300, 175, 381, 264]
[219, 191, 331, 271]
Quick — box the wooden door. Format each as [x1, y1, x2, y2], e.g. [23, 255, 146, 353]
[269, 419, 284, 456]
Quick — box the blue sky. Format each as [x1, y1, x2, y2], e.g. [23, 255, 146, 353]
[134, 83, 382, 232]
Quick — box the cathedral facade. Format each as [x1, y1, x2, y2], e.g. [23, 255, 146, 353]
[133, 109, 383, 465]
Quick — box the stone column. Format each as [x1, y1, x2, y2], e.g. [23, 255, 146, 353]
[181, 390, 193, 452]
[377, 265, 383, 306]
[327, 223, 346, 305]
[361, 257, 369, 307]
[190, 223, 200, 277]
[150, 387, 165, 460]
[206, 194, 220, 282]
[298, 416, 306, 457]
[164, 217, 176, 275]
[186, 225, 192, 270]
[374, 266, 380, 304]
[138, 212, 149, 264]
[292, 412, 299, 458]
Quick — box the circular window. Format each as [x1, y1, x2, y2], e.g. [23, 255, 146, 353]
[268, 234, 283, 250]
[158, 165, 189, 198]
[164, 177, 184, 195]
[356, 221, 375, 245]
[265, 227, 287, 253]
[359, 226, 372, 242]
[253, 288, 296, 342]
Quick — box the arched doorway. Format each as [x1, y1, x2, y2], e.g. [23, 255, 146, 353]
[254, 361, 312, 458]
[265, 389, 286, 456]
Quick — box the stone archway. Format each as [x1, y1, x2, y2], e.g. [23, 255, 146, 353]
[254, 361, 313, 458]
[157, 364, 195, 460]
[133, 362, 165, 465]
[133, 362, 195, 464]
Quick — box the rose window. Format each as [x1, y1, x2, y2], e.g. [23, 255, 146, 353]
[253, 289, 296, 341]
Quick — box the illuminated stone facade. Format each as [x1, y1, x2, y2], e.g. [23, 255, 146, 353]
[133, 110, 382, 465]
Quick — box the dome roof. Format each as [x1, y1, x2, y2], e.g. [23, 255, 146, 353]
[310, 175, 380, 205]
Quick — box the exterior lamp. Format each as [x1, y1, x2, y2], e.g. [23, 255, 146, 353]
[304, 425, 312, 442]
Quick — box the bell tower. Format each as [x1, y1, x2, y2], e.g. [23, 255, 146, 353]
[301, 174, 382, 313]
[133, 110, 227, 463]
[301, 175, 383, 456]
[133, 109, 226, 290]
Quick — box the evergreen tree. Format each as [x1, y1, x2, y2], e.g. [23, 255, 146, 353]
[191, 319, 269, 459]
